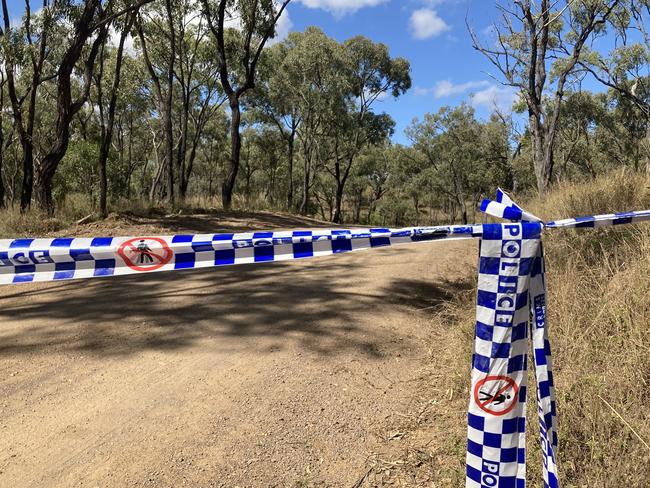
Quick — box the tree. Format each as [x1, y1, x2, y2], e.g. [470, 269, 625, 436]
[0, 0, 53, 210]
[470, 0, 621, 194]
[272, 28, 344, 215]
[327, 36, 410, 223]
[2, 0, 154, 214]
[0, 51, 6, 208]
[136, 0, 176, 203]
[95, 11, 136, 217]
[174, 6, 225, 198]
[579, 0, 650, 172]
[250, 40, 302, 209]
[407, 105, 500, 224]
[201, 0, 291, 210]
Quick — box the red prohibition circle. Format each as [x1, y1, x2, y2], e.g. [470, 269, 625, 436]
[473, 375, 519, 416]
[118, 237, 173, 272]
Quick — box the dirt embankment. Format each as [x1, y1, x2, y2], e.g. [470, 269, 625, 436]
[0, 211, 476, 487]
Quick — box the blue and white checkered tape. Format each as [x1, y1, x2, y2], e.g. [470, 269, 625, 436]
[0, 225, 481, 285]
[482, 187, 650, 228]
[545, 209, 650, 229]
[467, 222, 541, 488]
[481, 188, 542, 223]
[467, 221, 558, 488]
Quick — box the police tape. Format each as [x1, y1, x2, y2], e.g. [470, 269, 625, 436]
[0, 225, 482, 285]
[467, 220, 558, 487]
[2, 190, 650, 488]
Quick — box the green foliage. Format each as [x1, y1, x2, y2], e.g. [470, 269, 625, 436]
[0, 0, 648, 226]
[404, 104, 512, 223]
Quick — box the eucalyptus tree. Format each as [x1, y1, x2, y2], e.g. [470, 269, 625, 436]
[250, 39, 302, 209]
[407, 105, 490, 224]
[256, 28, 409, 221]
[470, 0, 622, 194]
[295, 30, 347, 215]
[0, 51, 7, 207]
[171, 1, 225, 199]
[135, 0, 224, 202]
[579, 0, 650, 172]
[326, 36, 410, 223]
[108, 54, 156, 199]
[1, 0, 153, 214]
[200, 0, 291, 210]
[45, 0, 155, 214]
[136, 0, 176, 202]
[349, 144, 393, 223]
[0, 0, 55, 210]
[94, 10, 136, 217]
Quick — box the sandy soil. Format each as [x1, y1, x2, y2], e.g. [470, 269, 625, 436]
[0, 211, 475, 487]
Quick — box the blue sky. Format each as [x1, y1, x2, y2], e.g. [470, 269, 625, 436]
[282, 0, 521, 144]
[281, 0, 624, 144]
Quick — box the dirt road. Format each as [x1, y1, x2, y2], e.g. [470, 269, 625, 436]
[0, 212, 475, 487]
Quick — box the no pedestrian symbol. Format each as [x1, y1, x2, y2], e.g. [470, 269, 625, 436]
[118, 237, 173, 272]
[473, 375, 519, 416]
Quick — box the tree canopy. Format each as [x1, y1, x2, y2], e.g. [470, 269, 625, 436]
[0, 0, 647, 225]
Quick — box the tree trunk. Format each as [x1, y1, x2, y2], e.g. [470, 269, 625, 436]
[33, 160, 57, 214]
[176, 98, 190, 199]
[98, 139, 108, 216]
[354, 191, 362, 223]
[150, 162, 163, 202]
[181, 139, 198, 197]
[164, 0, 175, 205]
[299, 156, 310, 214]
[0, 147, 4, 210]
[645, 120, 650, 175]
[0, 79, 5, 208]
[2, 0, 47, 211]
[33, 0, 107, 215]
[530, 113, 552, 195]
[222, 97, 242, 210]
[20, 144, 34, 210]
[332, 183, 344, 224]
[98, 14, 133, 218]
[34, 82, 76, 215]
[287, 131, 294, 209]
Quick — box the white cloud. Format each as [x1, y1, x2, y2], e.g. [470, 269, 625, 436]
[108, 28, 138, 57]
[409, 8, 450, 40]
[222, 1, 291, 42]
[436, 80, 489, 98]
[414, 80, 490, 98]
[297, 0, 388, 17]
[470, 85, 519, 112]
[267, 8, 293, 45]
[481, 24, 496, 36]
[414, 80, 519, 113]
[420, 0, 456, 5]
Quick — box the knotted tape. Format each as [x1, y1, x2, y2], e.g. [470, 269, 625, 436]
[468, 190, 558, 488]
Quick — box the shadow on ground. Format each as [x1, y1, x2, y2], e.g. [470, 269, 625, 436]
[382, 276, 475, 313]
[0, 246, 473, 360]
[123, 210, 337, 235]
[0, 212, 473, 360]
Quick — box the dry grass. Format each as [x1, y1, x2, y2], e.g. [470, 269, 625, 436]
[0, 194, 186, 238]
[364, 171, 650, 487]
[0, 193, 283, 238]
[533, 172, 650, 486]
